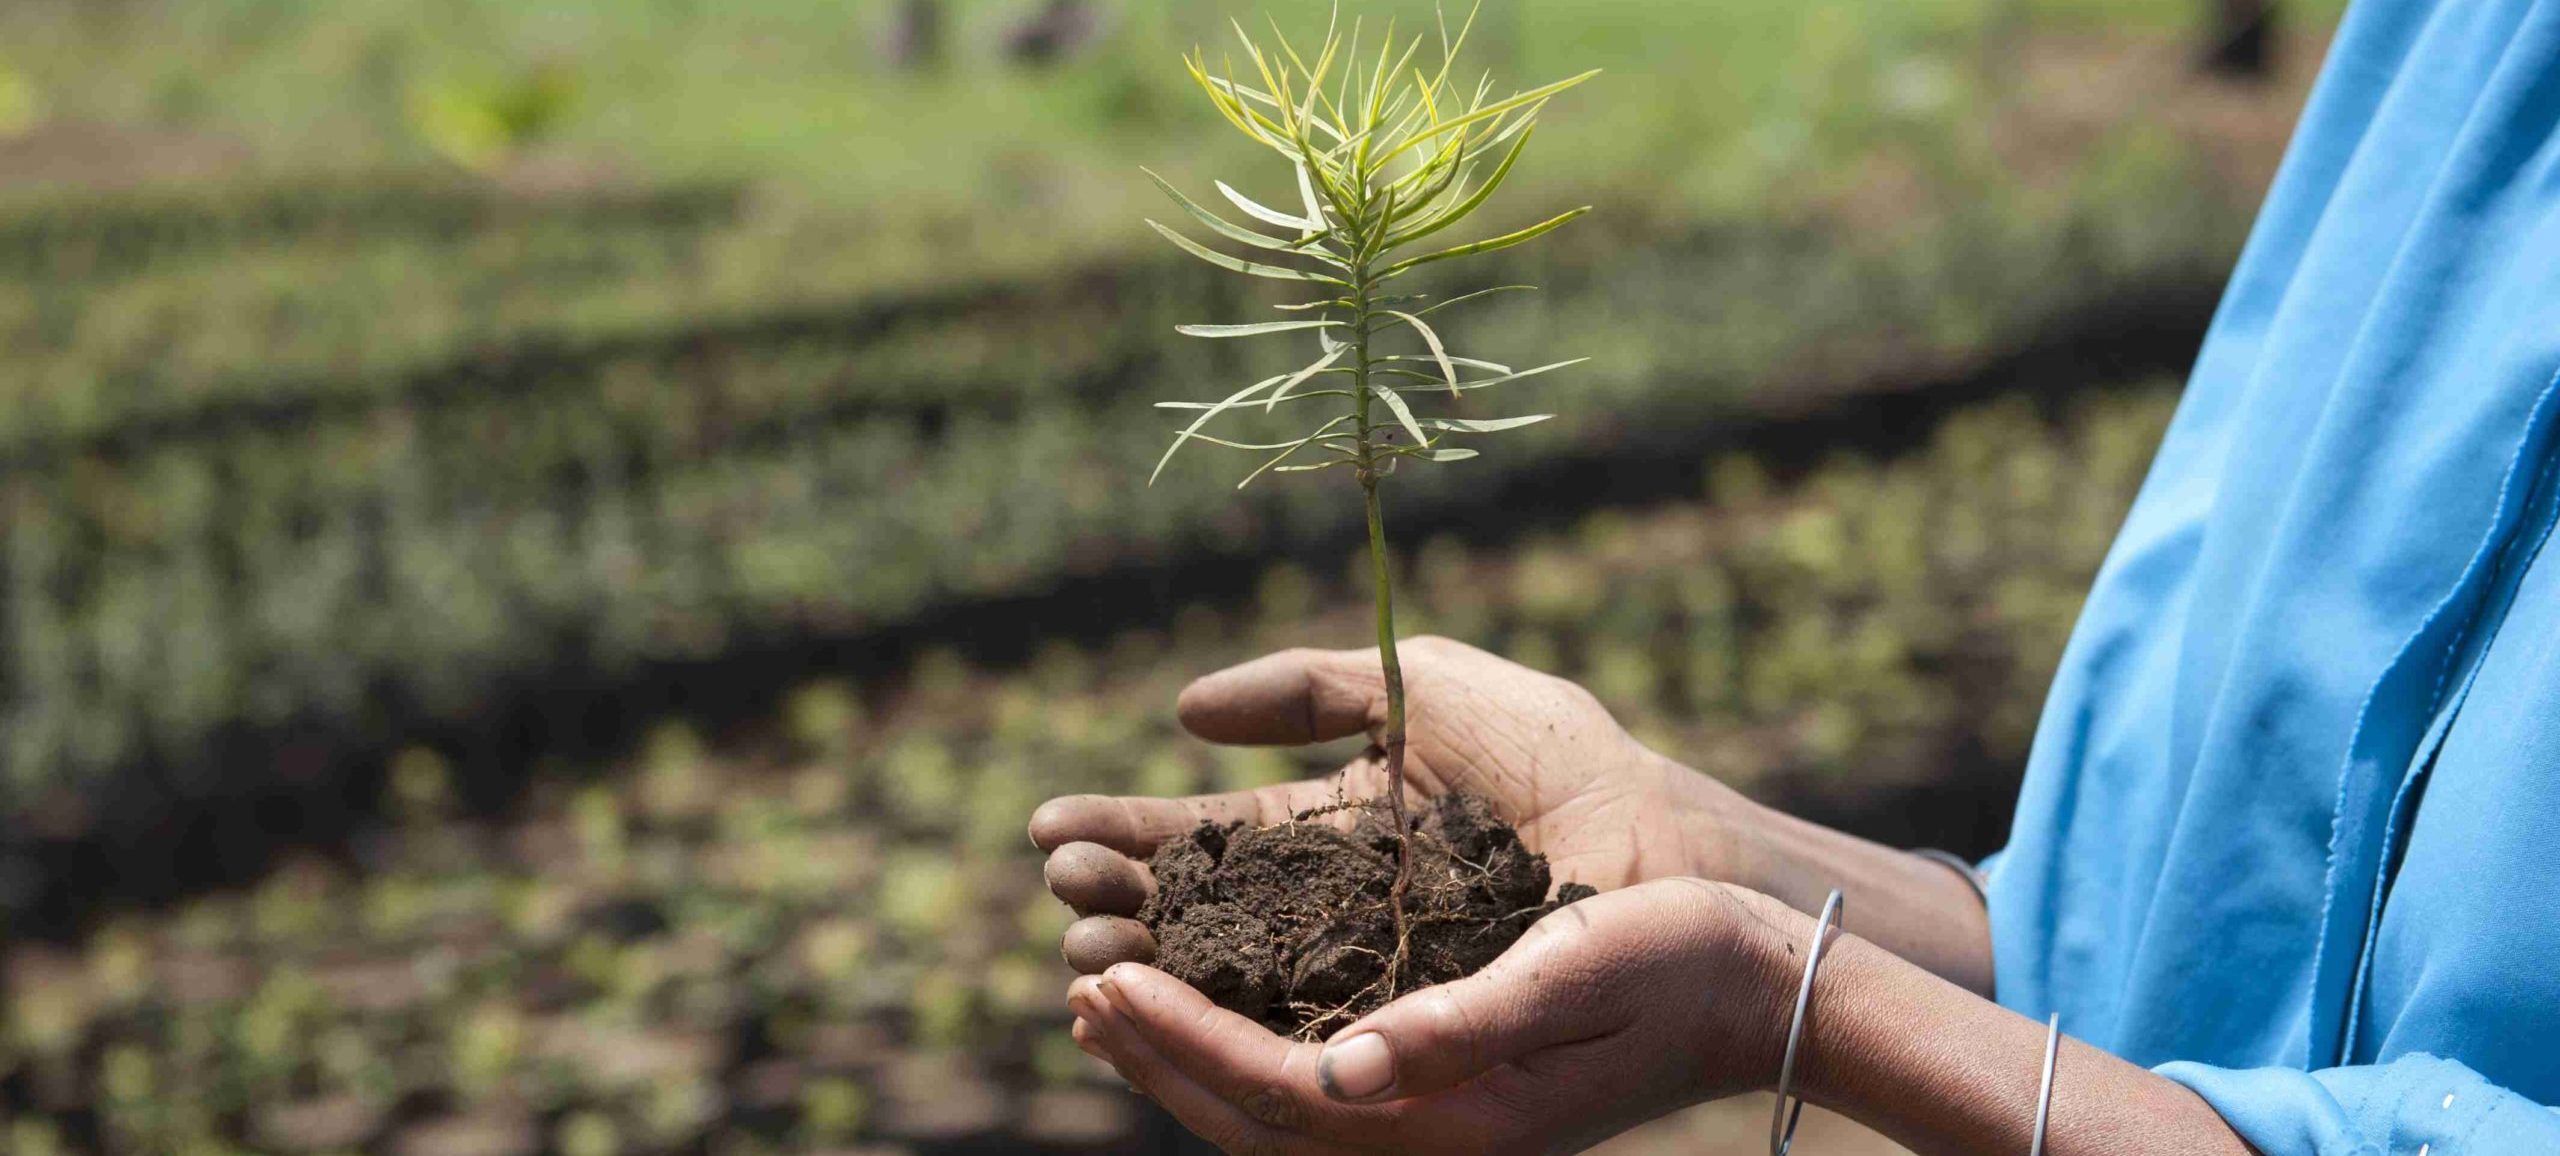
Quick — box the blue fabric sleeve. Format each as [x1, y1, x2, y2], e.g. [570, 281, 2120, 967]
[2157, 1054, 2560, 1155]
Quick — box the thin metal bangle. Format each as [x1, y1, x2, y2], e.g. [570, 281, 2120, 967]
[1770, 888, 1845, 1156]
[1910, 848, 1988, 907]
[2030, 1012, 2061, 1156]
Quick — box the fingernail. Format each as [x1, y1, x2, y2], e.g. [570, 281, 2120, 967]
[1317, 1032, 1396, 1102]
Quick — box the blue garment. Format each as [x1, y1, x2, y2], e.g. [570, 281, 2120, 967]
[1984, 1, 2560, 1152]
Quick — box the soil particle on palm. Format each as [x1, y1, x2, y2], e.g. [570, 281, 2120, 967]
[1138, 792, 1596, 1037]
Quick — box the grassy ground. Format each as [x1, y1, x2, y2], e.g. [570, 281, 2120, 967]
[0, 26, 2297, 813]
[1, 0, 2329, 290]
[1, 2, 2324, 198]
[0, 382, 2174, 1154]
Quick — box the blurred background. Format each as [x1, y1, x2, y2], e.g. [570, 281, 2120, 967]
[0, 0, 2323, 1152]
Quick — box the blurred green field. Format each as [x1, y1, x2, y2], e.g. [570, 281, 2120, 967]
[1, 0, 2331, 212]
[1, 382, 2177, 1154]
[0, 0, 2299, 810]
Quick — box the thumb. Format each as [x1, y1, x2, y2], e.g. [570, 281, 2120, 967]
[1312, 928, 1612, 1104]
[1176, 646, 1386, 746]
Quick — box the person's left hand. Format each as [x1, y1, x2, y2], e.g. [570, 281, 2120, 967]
[1065, 876, 1816, 1155]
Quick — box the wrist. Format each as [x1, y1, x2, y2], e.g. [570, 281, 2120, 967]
[1678, 880, 1920, 1106]
[1770, 926, 2257, 1155]
[1788, 931, 1894, 1111]
[1662, 757, 1994, 991]
[1652, 750, 1779, 890]
[1787, 933, 2036, 1147]
[1682, 880, 1836, 1097]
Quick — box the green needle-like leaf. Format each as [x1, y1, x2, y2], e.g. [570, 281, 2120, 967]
[1379, 353, 1510, 374]
[1146, 169, 1322, 256]
[1249, 345, 1343, 408]
[1293, 164, 1328, 234]
[1374, 69, 1598, 165]
[1148, 220, 1345, 284]
[1154, 388, 1354, 410]
[1151, 347, 1344, 484]
[1264, 349, 1342, 411]
[1380, 206, 1589, 278]
[1424, 414, 1554, 433]
[1412, 284, 1534, 318]
[1378, 309, 1460, 394]
[1216, 179, 1314, 232]
[1174, 319, 1342, 338]
[1235, 414, 1358, 488]
[1151, 374, 1286, 484]
[1420, 447, 1481, 462]
[1384, 132, 1466, 216]
[1370, 383, 1430, 448]
[1441, 358, 1589, 392]
[1387, 124, 1533, 248]
[1184, 428, 1353, 451]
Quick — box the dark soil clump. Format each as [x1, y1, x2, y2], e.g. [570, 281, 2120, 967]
[1138, 792, 1596, 1038]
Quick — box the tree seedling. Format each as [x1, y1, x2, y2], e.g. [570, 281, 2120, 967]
[1144, 2, 1591, 998]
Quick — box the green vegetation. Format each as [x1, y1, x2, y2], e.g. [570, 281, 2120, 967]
[0, 160, 2240, 803]
[0, 383, 2178, 1152]
[0, 0, 2326, 211]
[0, 0, 2290, 810]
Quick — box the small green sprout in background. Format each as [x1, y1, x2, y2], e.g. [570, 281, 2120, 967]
[408, 61, 580, 172]
[0, 60, 42, 140]
[1143, 2, 1592, 991]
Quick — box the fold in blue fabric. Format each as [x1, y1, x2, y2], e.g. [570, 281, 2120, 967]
[1983, 0, 2560, 1150]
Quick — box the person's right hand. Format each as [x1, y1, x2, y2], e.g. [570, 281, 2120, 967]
[1029, 637, 1754, 975]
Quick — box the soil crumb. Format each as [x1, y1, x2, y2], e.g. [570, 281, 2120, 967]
[1138, 792, 1596, 1038]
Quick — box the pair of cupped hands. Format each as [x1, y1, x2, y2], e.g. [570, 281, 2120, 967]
[1030, 638, 1846, 1155]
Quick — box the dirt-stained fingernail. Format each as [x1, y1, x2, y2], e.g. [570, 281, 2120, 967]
[1317, 1032, 1396, 1102]
[1066, 977, 1108, 1020]
[1101, 963, 1155, 1006]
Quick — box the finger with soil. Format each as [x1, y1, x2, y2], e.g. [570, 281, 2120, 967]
[1028, 781, 1348, 856]
[1063, 915, 1158, 973]
[1045, 841, 1155, 915]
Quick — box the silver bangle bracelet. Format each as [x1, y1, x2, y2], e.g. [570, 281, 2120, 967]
[2031, 1012, 2061, 1156]
[1910, 847, 1988, 907]
[1770, 888, 1845, 1156]
[1763, 878, 2057, 1156]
